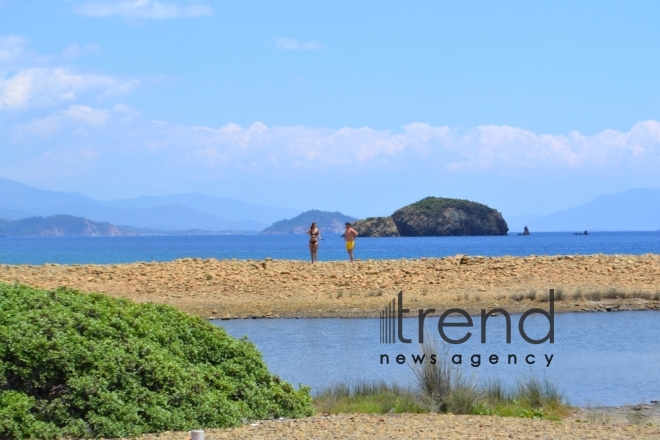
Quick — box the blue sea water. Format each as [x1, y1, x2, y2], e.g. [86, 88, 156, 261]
[0, 231, 659, 265]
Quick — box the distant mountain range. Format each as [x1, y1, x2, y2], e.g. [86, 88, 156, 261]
[261, 210, 356, 235]
[507, 188, 660, 232]
[2, 178, 658, 234]
[0, 178, 300, 232]
[0, 215, 257, 237]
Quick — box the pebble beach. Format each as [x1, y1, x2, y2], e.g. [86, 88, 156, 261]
[2, 253, 659, 319]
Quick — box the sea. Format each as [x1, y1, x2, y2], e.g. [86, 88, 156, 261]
[1, 231, 659, 265]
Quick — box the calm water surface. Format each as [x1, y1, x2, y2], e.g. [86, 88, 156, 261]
[1, 231, 660, 264]
[215, 311, 660, 407]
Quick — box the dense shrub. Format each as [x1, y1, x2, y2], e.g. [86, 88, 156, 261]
[0, 283, 313, 439]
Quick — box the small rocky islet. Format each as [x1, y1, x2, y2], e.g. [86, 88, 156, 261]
[353, 197, 508, 237]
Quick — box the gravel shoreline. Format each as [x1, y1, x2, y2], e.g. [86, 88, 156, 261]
[116, 412, 660, 440]
[2, 254, 659, 318]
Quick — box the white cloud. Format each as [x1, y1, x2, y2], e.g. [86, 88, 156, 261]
[275, 37, 322, 50]
[4, 110, 660, 204]
[19, 105, 110, 138]
[442, 122, 660, 171]
[9, 109, 660, 179]
[0, 68, 137, 111]
[0, 35, 137, 112]
[73, 0, 213, 19]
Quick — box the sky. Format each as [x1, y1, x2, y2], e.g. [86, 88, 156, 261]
[1, 0, 660, 219]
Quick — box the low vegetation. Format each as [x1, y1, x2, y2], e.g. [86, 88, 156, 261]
[314, 342, 570, 421]
[313, 381, 426, 415]
[0, 283, 313, 439]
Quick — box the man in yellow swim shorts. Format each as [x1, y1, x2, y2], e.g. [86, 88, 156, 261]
[344, 222, 358, 263]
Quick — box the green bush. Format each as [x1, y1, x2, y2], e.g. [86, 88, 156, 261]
[0, 283, 313, 439]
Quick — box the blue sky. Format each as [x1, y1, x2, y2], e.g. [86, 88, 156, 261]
[1, 0, 659, 219]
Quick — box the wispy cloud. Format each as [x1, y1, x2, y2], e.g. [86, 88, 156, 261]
[0, 35, 30, 64]
[0, 68, 137, 112]
[8, 108, 660, 176]
[72, 0, 213, 19]
[0, 35, 99, 67]
[0, 35, 137, 112]
[4, 107, 660, 207]
[275, 37, 322, 50]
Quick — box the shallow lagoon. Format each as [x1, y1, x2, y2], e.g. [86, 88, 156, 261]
[215, 310, 660, 407]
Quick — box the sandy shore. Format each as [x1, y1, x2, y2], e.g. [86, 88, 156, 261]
[122, 411, 660, 440]
[2, 254, 659, 318]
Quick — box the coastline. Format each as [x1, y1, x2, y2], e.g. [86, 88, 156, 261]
[1, 253, 659, 319]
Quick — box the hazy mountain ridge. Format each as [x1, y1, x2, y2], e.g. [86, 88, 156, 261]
[0, 215, 258, 237]
[2, 178, 658, 233]
[261, 210, 356, 235]
[0, 215, 123, 237]
[0, 178, 299, 232]
[526, 188, 660, 232]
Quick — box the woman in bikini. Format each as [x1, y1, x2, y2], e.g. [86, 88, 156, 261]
[307, 222, 321, 263]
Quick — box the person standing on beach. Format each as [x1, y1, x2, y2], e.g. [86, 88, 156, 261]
[307, 222, 321, 263]
[344, 222, 358, 263]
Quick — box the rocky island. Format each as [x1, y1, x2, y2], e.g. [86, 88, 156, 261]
[348, 216, 399, 237]
[353, 197, 508, 236]
[0, 215, 125, 237]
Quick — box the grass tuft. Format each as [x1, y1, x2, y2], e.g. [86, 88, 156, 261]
[407, 340, 568, 418]
[604, 288, 625, 299]
[365, 289, 383, 298]
[313, 381, 425, 415]
[510, 293, 524, 302]
[632, 291, 652, 300]
[587, 291, 602, 301]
